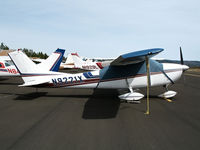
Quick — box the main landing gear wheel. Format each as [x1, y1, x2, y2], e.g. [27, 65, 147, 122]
[118, 88, 144, 103]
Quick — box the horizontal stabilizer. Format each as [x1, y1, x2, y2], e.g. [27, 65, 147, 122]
[19, 80, 49, 87]
[111, 48, 164, 66]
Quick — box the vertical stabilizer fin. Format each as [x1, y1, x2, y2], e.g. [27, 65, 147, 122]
[8, 51, 38, 74]
[38, 49, 65, 72]
[71, 53, 84, 68]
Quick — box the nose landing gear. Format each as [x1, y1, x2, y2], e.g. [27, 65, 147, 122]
[158, 85, 177, 102]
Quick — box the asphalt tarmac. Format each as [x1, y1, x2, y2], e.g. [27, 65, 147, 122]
[0, 70, 200, 150]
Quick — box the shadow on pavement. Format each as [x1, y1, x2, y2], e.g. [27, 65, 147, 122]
[82, 89, 120, 119]
[0, 77, 9, 81]
[14, 92, 48, 100]
[7, 88, 121, 119]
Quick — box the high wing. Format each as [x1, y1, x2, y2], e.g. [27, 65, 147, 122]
[111, 48, 164, 66]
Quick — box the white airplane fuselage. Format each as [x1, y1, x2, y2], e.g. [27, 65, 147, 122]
[26, 63, 188, 90]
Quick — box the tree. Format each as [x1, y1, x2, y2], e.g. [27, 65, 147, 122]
[22, 48, 49, 58]
[0, 42, 49, 58]
[44, 53, 48, 59]
[0, 42, 9, 50]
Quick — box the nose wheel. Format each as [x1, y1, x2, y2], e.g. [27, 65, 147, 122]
[158, 84, 177, 101]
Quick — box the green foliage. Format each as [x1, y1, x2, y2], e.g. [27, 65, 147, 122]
[22, 48, 48, 59]
[1, 42, 49, 59]
[0, 42, 9, 50]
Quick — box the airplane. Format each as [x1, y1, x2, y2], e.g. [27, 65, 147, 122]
[0, 49, 65, 77]
[84, 57, 114, 62]
[0, 55, 22, 76]
[65, 52, 105, 70]
[60, 53, 113, 70]
[8, 48, 189, 114]
[60, 53, 76, 69]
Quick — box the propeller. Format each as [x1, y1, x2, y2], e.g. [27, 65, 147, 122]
[180, 47, 188, 83]
[180, 46, 189, 71]
[180, 47, 184, 65]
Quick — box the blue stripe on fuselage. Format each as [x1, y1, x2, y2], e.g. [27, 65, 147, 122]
[0, 69, 8, 72]
[83, 72, 99, 79]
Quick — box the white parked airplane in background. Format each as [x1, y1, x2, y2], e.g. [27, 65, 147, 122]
[60, 53, 76, 69]
[61, 53, 109, 70]
[0, 56, 18, 76]
[0, 49, 65, 77]
[70, 52, 104, 70]
[9, 48, 189, 114]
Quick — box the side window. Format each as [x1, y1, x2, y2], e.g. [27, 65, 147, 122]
[5, 63, 11, 67]
[5, 60, 14, 66]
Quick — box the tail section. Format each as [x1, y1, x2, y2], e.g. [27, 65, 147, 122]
[64, 53, 74, 64]
[8, 49, 65, 74]
[71, 53, 84, 68]
[8, 50, 38, 74]
[8, 50, 64, 86]
[60, 53, 76, 69]
[38, 49, 65, 72]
